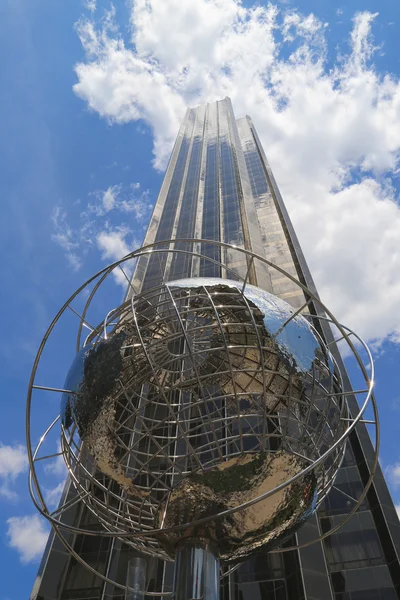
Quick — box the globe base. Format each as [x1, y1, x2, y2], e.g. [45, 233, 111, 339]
[173, 538, 220, 600]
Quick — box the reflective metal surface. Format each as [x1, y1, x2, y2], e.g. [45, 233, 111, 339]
[27, 237, 379, 597]
[173, 539, 220, 600]
[60, 277, 346, 561]
[125, 557, 147, 600]
[158, 451, 317, 562]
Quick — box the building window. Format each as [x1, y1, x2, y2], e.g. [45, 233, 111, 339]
[322, 512, 384, 570]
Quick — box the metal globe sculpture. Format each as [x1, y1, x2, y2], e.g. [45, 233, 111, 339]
[60, 278, 345, 562]
[26, 241, 378, 598]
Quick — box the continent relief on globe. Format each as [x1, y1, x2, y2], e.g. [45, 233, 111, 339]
[156, 450, 317, 562]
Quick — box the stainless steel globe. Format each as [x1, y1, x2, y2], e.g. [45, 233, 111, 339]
[61, 277, 346, 562]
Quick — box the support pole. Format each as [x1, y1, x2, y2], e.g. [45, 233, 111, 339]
[173, 538, 220, 600]
[125, 556, 147, 600]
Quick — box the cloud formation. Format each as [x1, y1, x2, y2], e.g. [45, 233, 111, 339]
[41, 443, 68, 508]
[51, 207, 83, 272]
[84, 0, 96, 12]
[0, 443, 28, 501]
[51, 182, 152, 281]
[6, 515, 48, 563]
[44, 481, 66, 508]
[386, 462, 400, 488]
[88, 183, 150, 218]
[97, 226, 140, 286]
[73, 1, 400, 348]
[97, 226, 131, 260]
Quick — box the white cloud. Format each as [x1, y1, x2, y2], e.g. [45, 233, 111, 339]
[51, 207, 82, 271]
[51, 183, 151, 274]
[386, 462, 400, 487]
[6, 515, 48, 563]
[396, 504, 400, 519]
[88, 183, 150, 217]
[97, 226, 138, 286]
[44, 481, 66, 508]
[97, 226, 132, 261]
[0, 443, 28, 501]
[120, 196, 151, 219]
[89, 184, 121, 216]
[282, 10, 323, 42]
[44, 444, 67, 478]
[73, 2, 400, 348]
[42, 443, 67, 508]
[102, 184, 119, 212]
[85, 0, 96, 12]
[0, 444, 27, 478]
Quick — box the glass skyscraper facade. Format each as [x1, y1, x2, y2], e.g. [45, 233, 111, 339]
[31, 98, 400, 600]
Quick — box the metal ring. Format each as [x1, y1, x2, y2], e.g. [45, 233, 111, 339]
[26, 238, 377, 586]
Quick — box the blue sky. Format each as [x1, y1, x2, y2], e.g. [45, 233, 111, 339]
[1, 0, 400, 597]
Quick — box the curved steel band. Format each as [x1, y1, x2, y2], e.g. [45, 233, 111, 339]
[26, 238, 378, 591]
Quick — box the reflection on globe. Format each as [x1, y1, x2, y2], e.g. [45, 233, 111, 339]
[157, 450, 318, 562]
[61, 278, 346, 561]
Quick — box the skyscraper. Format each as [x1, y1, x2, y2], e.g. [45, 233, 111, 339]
[31, 98, 400, 600]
